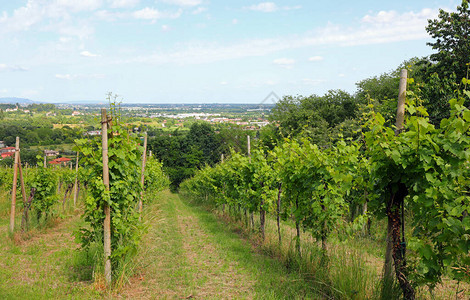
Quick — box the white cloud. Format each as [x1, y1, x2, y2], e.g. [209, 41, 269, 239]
[0, 89, 8, 94]
[191, 7, 207, 14]
[0, 1, 49, 33]
[302, 78, 325, 86]
[55, 74, 74, 80]
[232, 18, 238, 25]
[362, 10, 396, 24]
[108, 0, 140, 8]
[246, 2, 278, 13]
[57, 23, 95, 39]
[161, 0, 202, 6]
[0, 63, 28, 72]
[308, 56, 324, 62]
[117, 8, 439, 66]
[55, 73, 105, 80]
[122, 38, 286, 65]
[0, 0, 99, 37]
[338, 73, 345, 77]
[95, 10, 126, 21]
[245, 2, 301, 13]
[56, 0, 103, 12]
[220, 81, 228, 85]
[133, 7, 182, 20]
[161, 24, 171, 31]
[80, 50, 100, 57]
[133, 7, 160, 19]
[273, 58, 295, 68]
[293, 7, 439, 47]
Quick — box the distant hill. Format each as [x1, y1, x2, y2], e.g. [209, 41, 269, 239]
[0, 97, 34, 104]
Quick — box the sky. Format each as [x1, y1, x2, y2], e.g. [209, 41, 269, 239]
[0, 0, 460, 103]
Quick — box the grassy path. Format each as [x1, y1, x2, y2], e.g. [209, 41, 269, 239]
[123, 190, 320, 299]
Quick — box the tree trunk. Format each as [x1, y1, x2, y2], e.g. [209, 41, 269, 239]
[388, 183, 415, 300]
[295, 220, 301, 257]
[244, 209, 248, 227]
[18, 156, 27, 204]
[260, 199, 265, 240]
[259, 182, 266, 240]
[362, 190, 370, 236]
[384, 205, 394, 288]
[62, 184, 73, 211]
[295, 196, 301, 257]
[76, 181, 81, 200]
[21, 188, 36, 231]
[320, 202, 328, 266]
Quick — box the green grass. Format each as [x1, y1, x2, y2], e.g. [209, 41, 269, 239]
[0, 215, 101, 299]
[0, 188, 467, 299]
[183, 197, 322, 298]
[127, 190, 322, 299]
[185, 199, 470, 300]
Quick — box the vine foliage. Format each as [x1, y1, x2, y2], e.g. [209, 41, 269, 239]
[75, 103, 143, 273]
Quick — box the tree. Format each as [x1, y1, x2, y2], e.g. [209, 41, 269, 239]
[413, 0, 470, 125]
[270, 90, 359, 146]
[186, 122, 221, 166]
[426, 0, 470, 82]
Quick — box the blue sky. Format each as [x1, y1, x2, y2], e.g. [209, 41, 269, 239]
[0, 0, 459, 103]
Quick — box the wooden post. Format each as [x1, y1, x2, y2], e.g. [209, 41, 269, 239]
[385, 69, 408, 280]
[221, 153, 225, 214]
[384, 69, 415, 299]
[139, 133, 148, 217]
[43, 152, 47, 168]
[101, 109, 112, 285]
[9, 137, 20, 234]
[247, 135, 254, 228]
[149, 150, 152, 158]
[73, 152, 79, 206]
[18, 155, 27, 204]
[395, 69, 407, 134]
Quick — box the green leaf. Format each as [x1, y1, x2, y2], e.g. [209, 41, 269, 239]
[420, 244, 433, 260]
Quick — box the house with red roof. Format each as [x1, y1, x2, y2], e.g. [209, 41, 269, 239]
[0, 147, 15, 160]
[48, 157, 71, 166]
[1, 152, 14, 159]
